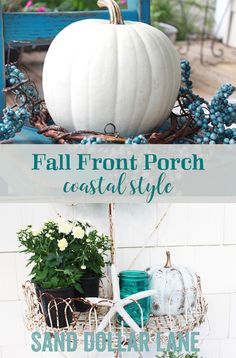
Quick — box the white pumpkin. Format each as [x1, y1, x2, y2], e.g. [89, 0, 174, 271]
[149, 252, 198, 316]
[42, 0, 181, 137]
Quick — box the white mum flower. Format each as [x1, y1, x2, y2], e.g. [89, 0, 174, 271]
[58, 219, 73, 235]
[17, 226, 29, 235]
[57, 238, 68, 251]
[31, 226, 42, 236]
[72, 226, 85, 239]
[18, 225, 29, 232]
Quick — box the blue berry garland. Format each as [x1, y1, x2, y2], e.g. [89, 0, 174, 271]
[0, 64, 36, 141]
[2, 61, 236, 144]
[80, 136, 107, 144]
[179, 60, 236, 144]
[125, 135, 148, 144]
[80, 135, 148, 144]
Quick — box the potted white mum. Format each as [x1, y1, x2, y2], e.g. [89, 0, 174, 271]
[17, 218, 111, 327]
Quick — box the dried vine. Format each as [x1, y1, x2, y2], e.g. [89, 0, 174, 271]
[2, 63, 206, 144]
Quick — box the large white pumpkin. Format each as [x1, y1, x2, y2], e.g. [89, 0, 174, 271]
[149, 252, 198, 316]
[43, 0, 181, 136]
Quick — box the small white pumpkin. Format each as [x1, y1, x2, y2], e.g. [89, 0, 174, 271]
[149, 252, 198, 316]
[42, 0, 181, 136]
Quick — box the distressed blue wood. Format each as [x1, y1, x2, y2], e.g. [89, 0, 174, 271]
[13, 127, 53, 144]
[127, 0, 150, 24]
[0, 1, 150, 133]
[3, 10, 139, 47]
[0, 3, 5, 111]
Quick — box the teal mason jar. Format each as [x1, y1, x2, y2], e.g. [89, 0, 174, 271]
[118, 270, 151, 327]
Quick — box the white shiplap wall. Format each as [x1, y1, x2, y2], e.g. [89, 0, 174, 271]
[215, 0, 236, 47]
[0, 203, 236, 358]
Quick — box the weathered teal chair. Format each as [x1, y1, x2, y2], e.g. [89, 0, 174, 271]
[0, 0, 150, 142]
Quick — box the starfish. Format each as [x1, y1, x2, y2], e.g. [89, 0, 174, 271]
[87, 264, 155, 333]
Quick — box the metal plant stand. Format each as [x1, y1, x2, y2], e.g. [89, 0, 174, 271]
[177, 0, 234, 64]
[23, 280, 208, 354]
[22, 205, 208, 355]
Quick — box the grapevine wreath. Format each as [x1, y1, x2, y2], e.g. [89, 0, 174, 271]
[2, 60, 236, 145]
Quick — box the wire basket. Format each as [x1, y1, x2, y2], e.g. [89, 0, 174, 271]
[23, 280, 208, 344]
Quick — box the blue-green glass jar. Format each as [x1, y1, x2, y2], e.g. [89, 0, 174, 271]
[118, 270, 150, 327]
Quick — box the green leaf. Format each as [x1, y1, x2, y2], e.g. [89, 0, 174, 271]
[49, 276, 59, 288]
[63, 269, 73, 276]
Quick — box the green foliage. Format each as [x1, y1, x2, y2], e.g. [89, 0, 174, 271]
[151, 0, 191, 40]
[52, 0, 126, 11]
[2, 0, 126, 11]
[151, 0, 214, 41]
[17, 218, 112, 289]
[156, 353, 201, 358]
[2, 0, 23, 11]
